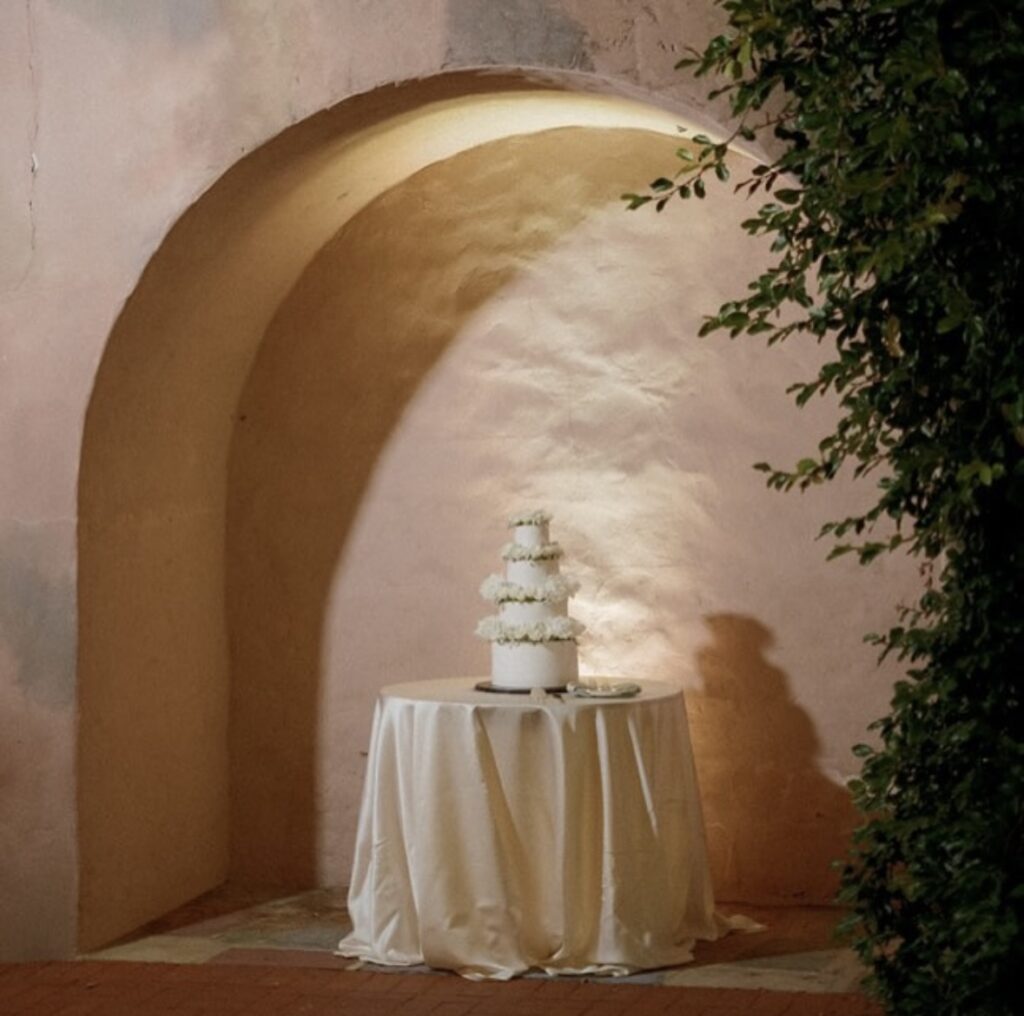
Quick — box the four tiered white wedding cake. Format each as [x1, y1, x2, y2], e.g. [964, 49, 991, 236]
[476, 511, 584, 690]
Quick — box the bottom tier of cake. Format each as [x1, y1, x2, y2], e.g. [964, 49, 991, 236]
[491, 639, 579, 690]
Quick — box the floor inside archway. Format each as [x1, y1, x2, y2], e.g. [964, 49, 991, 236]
[80, 887, 867, 995]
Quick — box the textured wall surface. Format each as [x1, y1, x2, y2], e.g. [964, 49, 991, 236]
[291, 131, 914, 902]
[1, 0, 915, 958]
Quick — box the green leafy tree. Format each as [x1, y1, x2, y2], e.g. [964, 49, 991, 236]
[627, 2, 1024, 1012]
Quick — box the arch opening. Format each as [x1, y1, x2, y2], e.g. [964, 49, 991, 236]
[78, 68, 873, 953]
[77, 71, 714, 950]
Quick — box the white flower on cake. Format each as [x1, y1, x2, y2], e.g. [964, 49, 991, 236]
[501, 541, 562, 561]
[479, 574, 580, 603]
[507, 509, 552, 527]
[476, 615, 584, 644]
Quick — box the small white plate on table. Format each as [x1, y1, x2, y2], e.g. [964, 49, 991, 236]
[567, 681, 642, 699]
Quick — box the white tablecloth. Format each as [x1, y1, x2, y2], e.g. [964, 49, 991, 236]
[337, 677, 734, 979]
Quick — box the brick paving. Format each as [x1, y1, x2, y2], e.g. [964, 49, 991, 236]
[0, 961, 883, 1016]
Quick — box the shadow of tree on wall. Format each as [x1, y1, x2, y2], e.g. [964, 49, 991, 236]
[685, 613, 857, 905]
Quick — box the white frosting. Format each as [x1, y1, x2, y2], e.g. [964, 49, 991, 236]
[505, 558, 557, 587]
[491, 640, 579, 690]
[511, 521, 549, 547]
[499, 600, 568, 624]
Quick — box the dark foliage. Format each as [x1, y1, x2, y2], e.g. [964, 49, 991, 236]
[627, 2, 1024, 1012]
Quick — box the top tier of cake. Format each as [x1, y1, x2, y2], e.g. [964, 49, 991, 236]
[510, 517, 549, 547]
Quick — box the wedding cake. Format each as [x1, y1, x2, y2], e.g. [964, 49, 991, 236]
[475, 511, 584, 690]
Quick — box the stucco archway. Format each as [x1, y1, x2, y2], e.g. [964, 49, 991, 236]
[76, 61, 908, 955]
[77, 70, 737, 950]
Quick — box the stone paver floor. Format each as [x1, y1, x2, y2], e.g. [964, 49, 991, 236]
[0, 961, 882, 1016]
[81, 887, 868, 995]
[0, 887, 883, 1014]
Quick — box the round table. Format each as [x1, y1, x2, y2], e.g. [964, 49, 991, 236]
[337, 677, 729, 979]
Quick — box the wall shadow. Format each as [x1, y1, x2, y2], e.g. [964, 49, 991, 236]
[685, 613, 858, 904]
[224, 126, 683, 886]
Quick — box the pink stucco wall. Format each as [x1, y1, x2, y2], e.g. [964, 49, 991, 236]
[0, 1, 916, 959]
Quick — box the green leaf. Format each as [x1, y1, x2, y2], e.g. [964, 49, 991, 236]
[738, 35, 752, 68]
[827, 544, 856, 560]
[937, 312, 963, 333]
[621, 193, 652, 210]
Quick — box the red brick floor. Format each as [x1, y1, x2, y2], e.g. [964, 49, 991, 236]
[0, 961, 883, 1016]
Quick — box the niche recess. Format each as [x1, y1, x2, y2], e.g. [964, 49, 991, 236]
[76, 72, 711, 950]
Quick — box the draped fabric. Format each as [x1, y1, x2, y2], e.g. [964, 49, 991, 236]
[337, 678, 735, 979]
